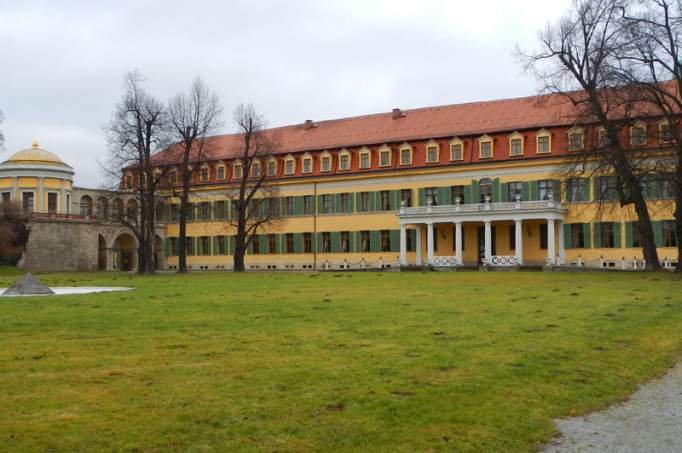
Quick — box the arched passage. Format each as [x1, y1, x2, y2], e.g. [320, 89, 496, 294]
[113, 233, 137, 271]
[98, 234, 107, 270]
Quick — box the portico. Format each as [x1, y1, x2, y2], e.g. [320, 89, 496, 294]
[399, 197, 567, 268]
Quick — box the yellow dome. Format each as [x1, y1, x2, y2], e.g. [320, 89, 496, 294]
[6, 141, 65, 165]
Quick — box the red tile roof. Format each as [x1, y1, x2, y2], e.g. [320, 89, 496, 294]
[151, 91, 589, 165]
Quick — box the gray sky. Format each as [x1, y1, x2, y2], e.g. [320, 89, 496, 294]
[0, 0, 571, 187]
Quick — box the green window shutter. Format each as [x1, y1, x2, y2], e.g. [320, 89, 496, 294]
[614, 222, 622, 248]
[390, 230, 400, 252]
[563, 223, 572, 249]
[530, 180, 539, 201]
[439, 187, 452, 205]
[164, 238, 170, 256]
[229, 236, 235, 255]
[316, 195, 324, 214]
[552, 179, 562, 201]
[370, 231, 380, 252]
[418, 188, 426, 206]
[333, 194, 341, 213]
[653, 221, 663, 247]
[210, 237, 216, 255]
[625, 222, 633, 248]
[470, 180, 479, 203]
[247, 237, 253, 254]
[583, 224, 591, 248]
[331, 232, 340, 253]
[492, 178, 501, 202]
[294, 233, 303, 253]
[355, 193, 363, 211]
[194, 237, 199, 256]
[316, 232, 323, 253]
[409, 229, 416, 250]
[294, 196, 303, 215]
[521, 181, 530, 202]
[370, 192, 377, 211]
[593, 223, 602, 248]
[582, 178, 590, 201]
[354, 231, 361, 253]
[391, 190, 400, 210]
[500, 182, 508, 202]
[463, 185, 472, 204]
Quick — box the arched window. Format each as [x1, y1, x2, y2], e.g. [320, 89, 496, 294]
[126, 199, 138, 219]
[96, 197, 108, 218]
[80, 196, 93, 216]
[479, 178, 493, 203]
[112, 198, 123, 220]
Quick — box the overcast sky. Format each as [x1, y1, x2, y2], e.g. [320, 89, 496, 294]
[0, 0, 572, 187]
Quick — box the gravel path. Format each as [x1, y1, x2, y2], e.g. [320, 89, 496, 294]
[543, 363, 682, 453]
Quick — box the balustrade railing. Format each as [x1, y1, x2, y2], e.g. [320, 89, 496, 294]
[401, 199, 562, 216]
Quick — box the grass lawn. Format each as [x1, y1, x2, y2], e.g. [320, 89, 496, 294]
[1, 270, 681, 452]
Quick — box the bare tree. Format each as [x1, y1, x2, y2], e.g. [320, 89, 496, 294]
[0, 109, 5, 150]
[618, 0, 682, 271]
[0, 201, 30, 266]
[228, 104, 282, 272]
[105, 71, 168, 274]
[519, 0, 662, 269]
[167, 78, 223, 273]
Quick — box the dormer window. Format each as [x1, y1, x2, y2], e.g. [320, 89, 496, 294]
[597, 127, 608, 148]
[302, 154, 313, 174]
[450, 138, 463, 161]
[425, 141, 440, 163]
[536, 129, 551, 154]
[169, 170, 177, 184]
[233, 162, 243, 179]
[399, 144, 413, 165]
[659, 121, 672, 143]
[378, 146, 391, 167]
[284, 156, 295, 175]
[359, 148, 371, 169]
[217, 166, 226, 180]
[338, 150, 351, 170]
[478, 135, 493, 159]
[267, 159, 277, 176]
[509, 132, 524, 156]
[320, 153, 332, 172]
[568, 128, 584, 151]
[251, 161, 261, 178]
[630, 122, 647, 146]
[200, 167, 209, 181]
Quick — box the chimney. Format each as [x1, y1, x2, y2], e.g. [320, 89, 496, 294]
[392, 108, 406, 119]
[304, 119, 318, 130]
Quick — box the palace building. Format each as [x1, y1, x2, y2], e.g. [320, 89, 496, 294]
[147, 91, 678, 271]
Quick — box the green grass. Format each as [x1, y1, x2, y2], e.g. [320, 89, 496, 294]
[1, 271, 681, 452]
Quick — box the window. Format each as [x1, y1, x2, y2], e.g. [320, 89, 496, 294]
[600, 222, 616, 248]
[198, 202, 210, 220]
[596, 176, 618, 201]
[268, 234, 277, 254]
[570, 224, 586, 248]
[359, 192, 370, 212]
[566, 178, 588, 202]
[251, 235, 260, 254]
[540, 223, 548, 249]
[340, 231, 350, 253]
[321, 155, 332, 172]
[321, 194, 332, 214]
[112, 199, 123, 220]
[478, 179, 492, 203]
[401, 189, 412, 207]
[302, 157, 312, 174]
[538, 180, 556, 200]
[322, 232, 331, 253]
[359, 150, 371, 169]
[1, 192, 10, 205]
[169, 237, 178, 256]
[217, 236, 227, 255]
[537, 132, 551, 153]
[426, 144, 439, 163]
[48, 193, 58, 213]
[381, 230, 390, 252]
[407, 229, 415, 252]
[267, 160, 277, 177]
[214, 200, 226, 220]
[425, 187, 438, 206]
[251, 162, 261, 178]
[659, 121, 672, 143]
[186, 238, 194, 256]
[169, 170, 178, 184]
[451, 185, 465, 204]
[127, 200, 138, 218]
[124, 175, 132, 188]
[339, 151, 350, 170]
[285, 159, 295, 175]
[341, 193, 352, 213]
[400, 146, 412, 165]
[267, 198, 279, 217]
[303, 195, 313, 215]
[597, 127, 609, 148]
[630, 122, 647, 146]
[479, 137, 493, 159]
[303, 233, 312, 253]
[200, 168, 209, 181]
[216, 166, 225, 180]
[509, 133, 524, 156]
[285, 233, 294, 253]
[507, 182, 523, 202]
[661, 177, 675, 199]
[361, 230, 370, 252]
[200, 236, 210, 255]
[80, 196, 92, 216]
[234, 164, 243, 179]
[380, 190, 391, 211]
[509, 224, 516, 250]
[568, 129, 584, 151]
[450, 139, 463, 161]
[285, 197, 295, 216]
[661, 220, 677, 247]
[379, 148, 391, 167]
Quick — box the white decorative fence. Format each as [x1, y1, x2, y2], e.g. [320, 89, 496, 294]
[487, 255, 520, 266]
[430, 256, 459, 267]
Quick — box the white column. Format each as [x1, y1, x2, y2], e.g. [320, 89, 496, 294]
[11, 177, 18, 202]
[60, 179, 67, 214]
[455, 222, 463, 266]
[399, 224, 407, 266]
[515, 219, 523, 265]
[484, 221, 492, 264]
[415, 225, 422, 265]
[38, 177, 45, 211]
[427, 222, 434, 264]
[557, 220, 565, 265]
[547, 219, 556, 265]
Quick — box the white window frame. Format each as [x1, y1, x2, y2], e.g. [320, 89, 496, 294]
[425, 140, 440, 163]
[478, 135, 494, 159]
[449, 138, 464, 161]
[358, 147, 371, 169]
[508, 131, 524, 156]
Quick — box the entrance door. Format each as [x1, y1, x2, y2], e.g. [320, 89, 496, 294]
[477, 225, 496, 264]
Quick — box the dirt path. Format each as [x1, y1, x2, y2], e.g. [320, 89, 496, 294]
[543, 363, 682, 453]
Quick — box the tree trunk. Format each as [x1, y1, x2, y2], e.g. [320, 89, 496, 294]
[178, 172, 190, 273]
[675, 163, 682, 272]
[233, 243, 246, 272]
[631, 188, 661, 270]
